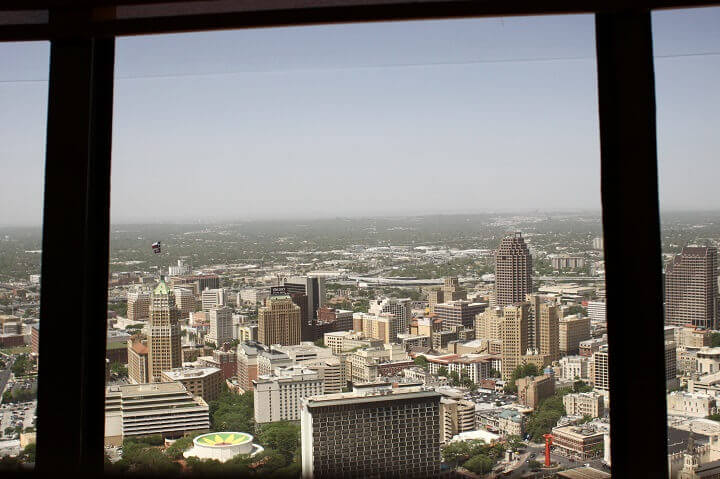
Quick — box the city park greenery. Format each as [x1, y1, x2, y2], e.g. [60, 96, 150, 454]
[525, 381, 594, 442]
[442, 438, 508, 475]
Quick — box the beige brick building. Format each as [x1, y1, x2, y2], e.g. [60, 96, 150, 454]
[501, 303, 529, 380]
[127, 290, 150, 321]
[563, 391, 605, 418]
[147, 280, 182, 383]
[127, 339, 149, 384]
[516, 374, 555, 409]
[258, 295, 302, 346]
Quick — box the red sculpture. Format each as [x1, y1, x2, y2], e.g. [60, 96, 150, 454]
[542, 433, 554, 467]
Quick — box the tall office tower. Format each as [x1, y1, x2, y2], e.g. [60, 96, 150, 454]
[201, 287, 226, 311]
[258, 295, 302, 346]
[352, 312, 400, 344]
[433, 300, 487, 330]
[282, 276, 326, 321]
[301, 386, 441, 479]
[538, 303, 560, 361]
[147, 279, 182, 383]
[526, 293, 559, 349]
[127, 290, 150, 321]
[501, 303, 529, 380]
[127, 339, 149, 384]
[173, 287, 195, 319]
[207, 306, 233, 346]
[495, 232, 533, 308]
[475, 307, 504, 341]
[665, 246, 719, 329]
[369, 297, 412, 336]
[428, 289, 444, 313]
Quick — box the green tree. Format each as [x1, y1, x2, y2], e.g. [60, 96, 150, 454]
[257, 421, 301, 462]
[109, 362, 128, 379]
[20, 443, 36, 463]
[711, 333, 720, 348]
[438, 366, 449, 377]
[413, 356, 428, 370]
[463, 454, 495, 474]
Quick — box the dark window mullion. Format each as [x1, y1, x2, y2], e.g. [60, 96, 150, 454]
[595, 10, 667, 478]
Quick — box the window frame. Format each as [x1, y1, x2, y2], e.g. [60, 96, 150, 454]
[0, 1, 705, 477]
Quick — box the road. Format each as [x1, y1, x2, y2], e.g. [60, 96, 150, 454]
[0, 357, 15, 400]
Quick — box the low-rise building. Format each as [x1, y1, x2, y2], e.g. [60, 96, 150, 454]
[104, 382, 209, 446]
[323, 330, 383, 354]
[497, 408, 526, 437]
[440, 396, 476, 443]
[563, 391, 605, 418]
[559, 355, 591, 381]
[667, 391, 717, 418]
[551, 423, 606, 460]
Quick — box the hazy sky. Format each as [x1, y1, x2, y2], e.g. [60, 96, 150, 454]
[1, 8, 719, 226]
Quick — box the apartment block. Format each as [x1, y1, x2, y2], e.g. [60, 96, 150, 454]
[127, 339, 149, 384]
[300, 386, 441, 479]
[207, 306, 233, 346]
[352, 312, 400, 344]
[173, 287, 195, 319]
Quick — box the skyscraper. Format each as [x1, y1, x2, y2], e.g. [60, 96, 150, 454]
[127, 290, 150, 321]
[300, 386, 441, 479]
[258, 295, 302, 346]
[501, 303, 529, 380]
[283, 275, 326, 321]
[147, 279, 182, 383]
[495, 232, 533, 308]
[538, 302, 560, 362]
[664, 246, 719, 329]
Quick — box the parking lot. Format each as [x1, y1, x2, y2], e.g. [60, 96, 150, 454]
[0, 400, 36, 439]
[464, 389, 518, 407]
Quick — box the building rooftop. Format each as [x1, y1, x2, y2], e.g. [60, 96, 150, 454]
[161, 366, 221, 380]
[556, 466, 611, 479]
[304, 386, 439, 408]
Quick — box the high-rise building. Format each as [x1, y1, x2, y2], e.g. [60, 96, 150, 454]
[538, 303, 560, 361]
[433, 301, 486, 330]
[559, 316, 591, 356]
[253, 366, 325, 423]
[665, 246, 719, 329]
[593, 346, 610, 396]
[282, 275, 326, 321]
[207, 306, 233, 346]
[517, 374, 555, 409]
[526, 293, 559, 349]
[258, 295, 302, 346]
[501, 303, 530, 380]
[237, 341, 266, 391]
[127, 339, 149, 384]
[369, 297, 412, 336]
[127, 290, 150, 321]
[147, 279, 182, 383]
[173, 287, 195, 319]
[201, 288, 226, 311]
[495, 232, 533, 308]
[300, 386, 441, 479]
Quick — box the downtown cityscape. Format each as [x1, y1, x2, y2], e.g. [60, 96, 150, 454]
[1, 5, 719, 479]
[1, 212, 720, 478]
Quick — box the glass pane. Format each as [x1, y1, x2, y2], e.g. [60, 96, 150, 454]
[653, 6, 720, 477]
[0, 40, 49, 470]
[107, 15, 606, 476]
